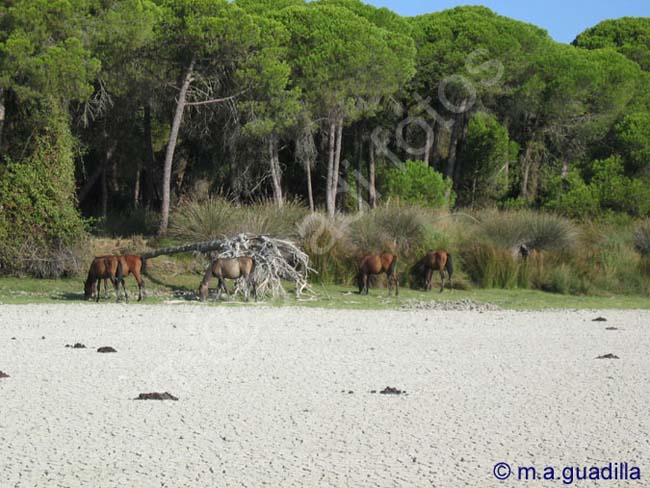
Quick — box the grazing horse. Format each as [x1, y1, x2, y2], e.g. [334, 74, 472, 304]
[84, 256, 122, 302]
[114, 255, 146, 302]
[357, 253, 399, 296]
[199, 257, 256, 301]
[410, 250, 454, 293]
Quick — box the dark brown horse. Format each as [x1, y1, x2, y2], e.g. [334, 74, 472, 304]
[357, 253, 399, 296]
[84, 256, 122, 302]
[199, 257, 256, 301]
[410, 250, 453, 293]
[115, 255, 146, 302]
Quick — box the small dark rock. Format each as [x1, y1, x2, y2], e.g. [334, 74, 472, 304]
[592, 317, 607, 322]
[370, 390, 377, 394]
[379, 386, 406, 395]
[97, 346, 117, 353]
[10, 337, 16, 340]
[605, 327, 619, 331]
[596, 353, 619, 359]
[348, 390, 354, 394]
[41, 336, 46, 340]
[0, 371, 9, 379]
[134, 392, 178, 401]
[66, 343, 87, 349]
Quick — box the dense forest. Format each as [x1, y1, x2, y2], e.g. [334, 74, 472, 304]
[0, 0, 649, 277]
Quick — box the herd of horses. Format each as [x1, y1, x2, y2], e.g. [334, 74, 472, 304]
[83, 250, 454, 302]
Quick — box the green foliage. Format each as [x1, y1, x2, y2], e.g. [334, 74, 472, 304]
[0, 112, 87, 277]
[615, 112, 650, 174]
[0, 0, 100, 104]
[574, 17, 650, 71]
[457, 112, 514, 205]
[544, 170, 600, 218]
[275, 3, 416, 121]
[378, 160, 454, 208]
[546, 157, 650, 217]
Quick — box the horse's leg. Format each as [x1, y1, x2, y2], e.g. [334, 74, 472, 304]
[243, 274, 250, 302]
[215, 277, 223, 300]
[425, 268, 433, 291]
[103, 278, 109, 299]
[133, 270, 144, 301]
[394, 272, 399, 296]
[96, 279, 101, 302]
[111, 278, 120, 302]
[222, 278, 231, 298]
[121, 279, 129, 303]
[439, 270, 445, 293]
[386, 272, 393, 296]
[363, 274, 369, 295]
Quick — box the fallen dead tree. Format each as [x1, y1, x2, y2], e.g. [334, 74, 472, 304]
[140, 234, 315, 299]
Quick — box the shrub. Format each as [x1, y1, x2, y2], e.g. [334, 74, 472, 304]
[378, 160, 455, 208]
[0, 112, 87, 277]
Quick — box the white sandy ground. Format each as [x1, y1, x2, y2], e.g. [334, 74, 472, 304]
[0, 304, 649, 488]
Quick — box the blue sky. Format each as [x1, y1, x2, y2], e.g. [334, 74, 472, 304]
[364, 0, 650, 43]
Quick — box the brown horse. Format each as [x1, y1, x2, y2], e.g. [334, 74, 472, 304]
[84, 256, 121, 302]
[410, 250, 453, 293]
[199, 257, 256, 301]
[114, 255, 146, 302]
[357, 253, 399, 296]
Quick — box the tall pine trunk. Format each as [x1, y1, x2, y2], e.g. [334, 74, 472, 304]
[326, 121, 336, 217]
[331, 120, 343, 213]
[306, 159, 314, 212]
[368, 137, 377, 209]
[268, 133, 284, 208]
[158, 56, 195, 235]
[355, 129, 363, 212]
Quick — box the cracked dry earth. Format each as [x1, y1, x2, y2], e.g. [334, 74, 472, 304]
[1, 304, 649, 487]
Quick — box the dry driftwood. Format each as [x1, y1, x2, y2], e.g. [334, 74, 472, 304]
[141, 234, 315, 299]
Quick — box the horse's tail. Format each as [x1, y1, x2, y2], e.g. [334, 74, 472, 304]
[140, 256, 147, 273]
[387, 254, 398, 278]
[116, 259, 124, 284]
[445, 253, 454, 278]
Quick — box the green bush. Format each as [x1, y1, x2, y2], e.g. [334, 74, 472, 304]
[546, 157, 650, 217]
[0, 113, 87, 277]
[378, 160, 455, 208]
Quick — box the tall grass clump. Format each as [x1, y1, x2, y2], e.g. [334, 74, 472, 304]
[169, 196, 308, 241]
[634, 220, 650, 257]
[298, 214, 356, 284]
[475, 209, 578, 252]
[458, 209, 579, 290]
[242, 198, 308, 237]
[168, 196, 239, 241]
[460, 242, 520, 288]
